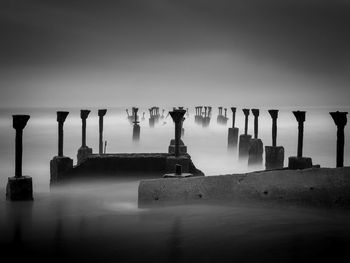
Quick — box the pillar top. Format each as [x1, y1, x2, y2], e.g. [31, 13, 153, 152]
[13, 115, 30, 130]
[268, 109, 279, 119]
[242, 108, 250, 116]
[292, 111, 305, 123]
[98, 109, 107, 117]
[56, 111, 69, 123]
[330, 111, 348, 127]
[231, 107, 236, 113]
[218, 106, 223, 110]
[133, 107, 139, 114]
[80, 109, 91, 119]
[169, 109, 186, 123]
[252, 109, 259, 117]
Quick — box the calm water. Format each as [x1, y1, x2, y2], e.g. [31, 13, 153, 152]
[0, 107, 350, 262]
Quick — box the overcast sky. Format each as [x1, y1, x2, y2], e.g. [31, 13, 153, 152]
[1, 0, 349, 108]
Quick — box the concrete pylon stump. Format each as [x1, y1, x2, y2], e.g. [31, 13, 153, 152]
[330, 111, 348, 167]
[248, 139, 263, 167]
[265, 146, 284, 170]
[50, 111, 73, 184]
[265, 109, 285, 170]
[228, 128, 239, 150]
[98, 109, 107, 154]
[288, 111, 313, 170]
[6, 115, 34, 201]
[77, 109, 93, 165]
[239, 134, 252, 159]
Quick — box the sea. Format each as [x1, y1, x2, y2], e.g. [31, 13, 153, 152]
[0, 106, 350, 262]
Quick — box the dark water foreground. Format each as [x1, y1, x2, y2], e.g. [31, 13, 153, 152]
[1, 178, 350, 263]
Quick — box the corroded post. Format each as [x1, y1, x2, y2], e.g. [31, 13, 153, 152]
[251, 109, 259, 139]
[330, 111, 348, 167]
[231, 107, 236, 128]
[169, 109, 186, 157]
[13, 115, 30, 178]
[293, 111, 305, 158]
[6, 115, 33, 200]
[98, 109, 107, 154]
[288, 111, 313, 169]
[265, 109, 284, 170]
[228, 107, 239, 150]
[57, 111, 69, 157]
[132, 107, 140, 141]
[243, 109, 250, 135]
[269, 110, 278, 147]
[81, 110, 90, 147]
[77, 110, 93, 164]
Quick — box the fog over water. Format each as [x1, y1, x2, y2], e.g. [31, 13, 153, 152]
[1, 106, 350, 262]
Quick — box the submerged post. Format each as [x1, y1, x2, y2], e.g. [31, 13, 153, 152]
[239, 109, 252, 159]
[132, 107, 140, 141]
[248, 109, 263, 166]
[228, 107, 239, 150]
[265, 110, 284, 170]
[288, 111, 313, 169]
[169, 109, 186, 157]
[6, 115, 33, 200]
[77, 110, 93, 164]
[330, 111, 348, 167]
[98, 109, 107, 154]
[57, 111, 69, 157]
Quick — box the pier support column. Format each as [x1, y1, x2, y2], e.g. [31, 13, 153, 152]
[132, 107, 140, 141]
[50, 111, 73, 184]
[6, 115, 33, 201]
[77, 110, 92, 165]
[239, 109, 252, 159]
[248, 109, 263, 166]
[166, 109, 190, 173]
[288, 111, 313, 169]
[265, 110, 284, 170]
[98, 109, 107, 154]
[330, 111, 348, 167]
[228, 107, 239, 149]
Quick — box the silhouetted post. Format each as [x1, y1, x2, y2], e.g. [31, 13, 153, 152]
[288, 111, 313, 169]
[224, 108, 227, 118]
[132, 107, 140, 141]
[228, 107, 239, 150]
[239, 109, 252, 159]
[98, 109, 107, 154]
[6, 115, 34, 200]
[170, 110, 186, 157]
[77, 110, 93, 164]
[265, 110, 284, 170]
[330, 111, 348, 167]
[269, 110, 278, 147]
[57, 111, 69, 157]
[149, 108, 155, 127]
[248, 109, 263, 166]
[204, 107, 207, 117]
[50, 112, 73, 184]
[252, 109, 259, 139]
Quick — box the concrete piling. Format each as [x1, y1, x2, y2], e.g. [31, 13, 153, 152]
[50, 111, 73, 184]
[98, 109, 107, 154]
[288, 111, 313, 169]
[330, 111, 348, 167]
[239, 109, 252, 159]
[228, 107, 239, 149]
[6, 115, 33, 201]
[77, 110, 93, 164]
[248, 109, 263, 166]
[132, 107, 140, 141]
[265, 110, 284, 170]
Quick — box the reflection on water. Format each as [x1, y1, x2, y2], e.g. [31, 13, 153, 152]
[0, 107, 350, 262]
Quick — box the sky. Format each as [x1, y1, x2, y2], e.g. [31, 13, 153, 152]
[0, 0, 349, 108]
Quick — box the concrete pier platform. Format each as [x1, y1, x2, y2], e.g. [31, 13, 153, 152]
[139, 167, 350, 207]
[50, 153, 204, 184]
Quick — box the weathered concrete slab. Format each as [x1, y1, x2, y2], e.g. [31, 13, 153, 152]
[51, 153, 204, 184]
[139, 167, 350, 207]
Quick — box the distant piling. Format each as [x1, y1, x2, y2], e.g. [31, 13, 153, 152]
[330, 111, 348, 167]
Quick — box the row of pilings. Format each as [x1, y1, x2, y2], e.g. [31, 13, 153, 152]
[4, 108, 348, 201]
[227, 108, 348, 170]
